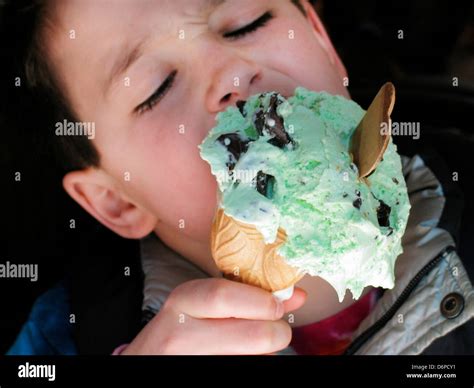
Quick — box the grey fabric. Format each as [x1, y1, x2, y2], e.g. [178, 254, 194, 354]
[139, 153, 474, 354]
[350, 155, 474, 354]
[352, 249, 474, 354]
[141, 235, 210, 313]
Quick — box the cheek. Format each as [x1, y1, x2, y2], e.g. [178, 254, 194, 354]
[123, 128, 219, 241]
[159, 140, 219, 238]
[264, 18, 347, 96]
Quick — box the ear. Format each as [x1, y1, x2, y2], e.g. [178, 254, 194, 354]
[63, 168, 157, 239]
[302, 1, 348, 80]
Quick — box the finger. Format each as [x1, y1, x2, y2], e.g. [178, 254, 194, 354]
[169, 278, 285, 321]
[283, 287, 307, 313]
[163, 317, 292, 355]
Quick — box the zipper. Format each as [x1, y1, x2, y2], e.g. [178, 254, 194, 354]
[344, 245, 455, 355]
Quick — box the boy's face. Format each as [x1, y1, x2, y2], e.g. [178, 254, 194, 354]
[52, 0, 348, 266]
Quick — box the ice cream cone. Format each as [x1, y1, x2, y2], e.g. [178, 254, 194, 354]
[211, 207, 304, 293]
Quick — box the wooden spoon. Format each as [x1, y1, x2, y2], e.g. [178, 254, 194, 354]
[350, 82, 396, 179]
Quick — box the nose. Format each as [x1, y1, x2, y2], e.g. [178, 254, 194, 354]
[205, 56, 262, 114]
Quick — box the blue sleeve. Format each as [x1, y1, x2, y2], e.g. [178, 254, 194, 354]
[7, 282, 77, 355]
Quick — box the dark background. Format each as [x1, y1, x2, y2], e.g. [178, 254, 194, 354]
[1, 0, 474, 353]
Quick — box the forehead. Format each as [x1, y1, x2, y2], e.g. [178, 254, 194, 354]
[46, 0, 224, 104]
[46, 0, 230, 66]
[47, 0, 229, 71]
[50, 0, 225, 28]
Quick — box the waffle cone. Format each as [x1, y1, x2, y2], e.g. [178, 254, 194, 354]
[211, 208, 304, 292]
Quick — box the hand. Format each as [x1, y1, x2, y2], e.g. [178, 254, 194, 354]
[122, 278, 306, 355]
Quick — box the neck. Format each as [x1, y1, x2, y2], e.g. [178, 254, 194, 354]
[154, 224, 221, 278]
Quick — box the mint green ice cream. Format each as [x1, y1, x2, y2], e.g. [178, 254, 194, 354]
[199, 87, 410, 301]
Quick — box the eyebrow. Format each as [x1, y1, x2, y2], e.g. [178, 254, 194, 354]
[104, 0, 226, 96]
[104, 39, 147, 96]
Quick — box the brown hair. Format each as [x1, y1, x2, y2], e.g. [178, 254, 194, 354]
[24, 1, 101, 172]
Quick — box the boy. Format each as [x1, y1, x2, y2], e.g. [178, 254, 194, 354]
[5, 0, 474, 354]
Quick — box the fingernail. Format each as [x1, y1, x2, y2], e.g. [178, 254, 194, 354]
[272, 285, 294, 301]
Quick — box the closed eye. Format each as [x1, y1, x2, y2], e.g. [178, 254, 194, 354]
[135, 70, 177, 115]
[223, 11, 273, 40]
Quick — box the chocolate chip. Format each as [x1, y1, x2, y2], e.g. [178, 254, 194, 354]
[392, 177, 399, 184]
[387, 227, 394, 236]
[343, 193, 348, 198]
[236, 100, 246, 116]
[353, 197, 362, 209]
[253, 93, 293, 148]
[377, 200, 391, 227]
[355, 190, 361, 197]
[266, 94, 293, 148]
[255, 171, 275, 199]
[254, 108, 266, 135]
[217, 133, 250, 170]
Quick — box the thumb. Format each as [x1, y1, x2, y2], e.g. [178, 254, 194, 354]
[283, 287, 307, 313]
